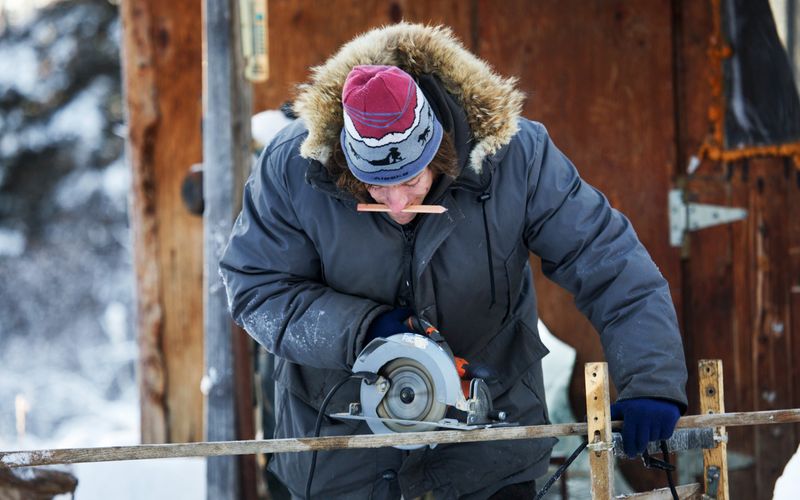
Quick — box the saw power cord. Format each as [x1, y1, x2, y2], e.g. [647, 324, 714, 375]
[533, 440, 588, 499]
[305, 371, 379, 500]
[661, 439, 679, 500]
[534, 438, 679, 499]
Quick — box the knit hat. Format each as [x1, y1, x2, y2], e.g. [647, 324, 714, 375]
[340, 65, 443, 185]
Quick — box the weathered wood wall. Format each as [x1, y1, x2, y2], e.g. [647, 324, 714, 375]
[478, 0, 682, 423]
[679, 1, 800, 496]
[252, 2, 473, 110]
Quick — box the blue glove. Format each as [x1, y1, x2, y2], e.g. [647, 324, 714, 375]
[458, 360, 499, 383]
[365, 308, 413, 343]
[610, 398, 680, 457]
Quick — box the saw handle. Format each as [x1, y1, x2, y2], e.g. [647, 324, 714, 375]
[405, 315, 439, 337]
[406, 317, 490, 381]
[454, 357, 469, 378]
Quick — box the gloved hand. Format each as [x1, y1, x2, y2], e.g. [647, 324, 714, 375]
[453, 357, 498, 399]
[365, 308, 413, 343]
[454, 357, 498, 383]
[610, 398, 681, 457]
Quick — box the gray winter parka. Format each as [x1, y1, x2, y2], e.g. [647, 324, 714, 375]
[220, 23, 688, 500]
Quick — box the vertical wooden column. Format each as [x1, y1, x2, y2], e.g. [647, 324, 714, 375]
[202, 0, 251, 498]
[120, 0, 204, 444]
[585, 362, 614, 499]
[699, 359, 729, 499]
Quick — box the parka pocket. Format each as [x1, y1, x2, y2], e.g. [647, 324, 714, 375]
[520, 364, 552, 425]
[495, 363, 552, 427]
[467, 316, 550, 399]
[272, 356, 362, 431]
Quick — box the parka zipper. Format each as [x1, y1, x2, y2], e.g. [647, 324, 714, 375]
[446, 159, 498, 309]
[397, 222, 417, 309]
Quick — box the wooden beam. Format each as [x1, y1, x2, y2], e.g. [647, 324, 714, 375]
[700, 359, 729, 499]
[202, 0, 251, 498]
[615, 483, 701, 499]
[120, 0, 167, 445]
[586, 362, 614, 499]
[119, 0, 204, 444]
[2, 408, 799, 469]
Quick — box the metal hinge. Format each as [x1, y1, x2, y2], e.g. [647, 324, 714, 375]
[669, 189, 748, 247]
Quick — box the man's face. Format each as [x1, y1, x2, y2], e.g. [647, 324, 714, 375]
[366, 167, 435, 225]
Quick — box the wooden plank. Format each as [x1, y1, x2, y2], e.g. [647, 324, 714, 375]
[790, 159, 800, 463]
[202, 0, 253, 498]
[252, 1, 473, 111]
[675, 0, 761, 494]
[699, 359, 729, 500]
[726, 158, 756, 497]
[586, 362, 614, 499]
[119, 0, 204, 444]
[0, 467, 77, 498]
[749, 159, 797, 496]
[3, 408, 800, 468]
[615, 483, 701, 500]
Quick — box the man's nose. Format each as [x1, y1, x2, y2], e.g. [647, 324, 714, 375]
[385, 188, 409, 212]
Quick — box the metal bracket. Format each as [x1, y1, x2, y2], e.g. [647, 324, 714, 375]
[669, 189, 748, 247]
[586, 440, 614, 453]
[612, 428, 717, 459]
[702, 465, 720, 499]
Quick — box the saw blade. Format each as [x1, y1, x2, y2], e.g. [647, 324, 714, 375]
[377, 358, 446, 432]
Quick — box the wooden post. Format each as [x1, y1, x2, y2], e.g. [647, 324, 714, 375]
[120, 0, 204, 444]
[586, 362, 614, 499]
[699, 360, 729, 499]
[202, 0, 251, 498]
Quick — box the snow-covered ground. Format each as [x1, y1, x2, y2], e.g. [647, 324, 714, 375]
[774, 443, 800, 499]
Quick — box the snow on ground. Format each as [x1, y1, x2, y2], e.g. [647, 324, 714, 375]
[71, 458, 205, 499]
[0, 308, 205, 499]
[0, 227, 25, 257]
[774, 442, 800, 499]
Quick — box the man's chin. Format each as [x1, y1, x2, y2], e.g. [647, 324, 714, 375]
[389, 213, 417, 225]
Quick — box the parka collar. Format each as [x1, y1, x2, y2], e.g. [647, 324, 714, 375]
[293, 23, 525, 174]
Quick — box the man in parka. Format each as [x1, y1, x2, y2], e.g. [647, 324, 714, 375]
[220, 23, 688, 499]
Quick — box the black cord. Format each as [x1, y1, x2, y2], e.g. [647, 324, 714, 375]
[533, 440, 588, 500]
[660, 440, 679, 500]
[304, 371, 379, 500]
[532, 438, 679, 500]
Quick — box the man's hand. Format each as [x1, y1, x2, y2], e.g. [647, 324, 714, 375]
[454, 358, 498, 383]
[365, 308, 413, 343]
[610, 398, 680, 457]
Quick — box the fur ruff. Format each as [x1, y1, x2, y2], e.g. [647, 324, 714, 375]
[293, 23, 525, 173]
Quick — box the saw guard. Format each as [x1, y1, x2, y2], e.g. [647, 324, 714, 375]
[353, 333, 464, 441]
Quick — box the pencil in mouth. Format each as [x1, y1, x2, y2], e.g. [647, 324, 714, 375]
[356, 204, 448, 214]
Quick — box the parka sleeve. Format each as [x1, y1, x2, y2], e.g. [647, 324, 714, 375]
[522, 123, 688, 409]
[218, 146, 387, 371]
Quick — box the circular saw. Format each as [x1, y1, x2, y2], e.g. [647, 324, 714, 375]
[332, 331, 510, 450]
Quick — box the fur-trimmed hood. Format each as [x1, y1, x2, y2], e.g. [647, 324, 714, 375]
[293, 23, 525, 173]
